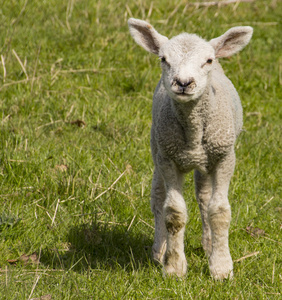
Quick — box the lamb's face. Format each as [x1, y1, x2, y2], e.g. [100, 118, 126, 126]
[159, 34, 215, 103]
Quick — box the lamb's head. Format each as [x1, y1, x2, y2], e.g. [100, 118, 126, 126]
[128, 18, 253, 103]
[158, 33, 215, 102]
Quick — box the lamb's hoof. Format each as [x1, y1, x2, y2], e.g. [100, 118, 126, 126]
[152, 249, 165, 265]
[163, 263, 187, 277]
[209, 252, 233, 280]
[163, 251, 187, 277]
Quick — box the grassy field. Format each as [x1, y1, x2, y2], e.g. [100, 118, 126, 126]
[0, 0, 281, 299]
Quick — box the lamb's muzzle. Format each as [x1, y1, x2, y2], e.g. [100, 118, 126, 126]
[173, 77, 196, 94]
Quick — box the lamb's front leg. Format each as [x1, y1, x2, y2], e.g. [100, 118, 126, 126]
[194, 170, 213, 257]
[161, 162, 187, 277]
[208, 151, 235, 280]
[151, 169, 167, 264]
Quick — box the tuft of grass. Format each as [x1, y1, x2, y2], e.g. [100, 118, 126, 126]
[0, 0, 281, 299]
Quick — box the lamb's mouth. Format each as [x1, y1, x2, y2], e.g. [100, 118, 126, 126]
[175, 90, 195, 95]
[173, 89, 196, 97]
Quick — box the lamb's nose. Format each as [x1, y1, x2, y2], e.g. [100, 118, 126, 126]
[176, 78, 195, 88]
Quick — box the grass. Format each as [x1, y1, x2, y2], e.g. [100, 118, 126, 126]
[0, 0, 281, 299]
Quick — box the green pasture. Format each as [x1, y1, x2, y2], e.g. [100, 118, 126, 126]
[0, 0, 281, 299]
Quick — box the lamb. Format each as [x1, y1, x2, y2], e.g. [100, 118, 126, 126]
[128, 18, 253, 279]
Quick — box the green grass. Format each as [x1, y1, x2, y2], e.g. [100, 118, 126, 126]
[0, 0, 281, 299]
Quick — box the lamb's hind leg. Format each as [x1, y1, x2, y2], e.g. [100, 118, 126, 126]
[194, 170, 213, 257]
[208, 151, 235, 280]
[151, 169, 167, 264]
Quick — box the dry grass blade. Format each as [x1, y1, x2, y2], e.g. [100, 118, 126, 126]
[139, 218, 154, 230]
[51, 199, 60, 227]
[28, 275, 41, 300]
[1, 55, 6, 82]
[259, 196, 274, 210]
[94, 165, 131, 200]
[35, 120, 63, 130]
[192, 0, 255, 7]
[234, 251, 260, 263]
[127, 215, 136, 231]
[59, 68, 98, 74]
[0, 75, 44, 91]
[12, 49, 29, 79]
[30, 295, 52, 300]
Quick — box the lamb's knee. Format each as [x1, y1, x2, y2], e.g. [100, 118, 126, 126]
[164, 206, 187, 235]
[208, 203, 231, 231]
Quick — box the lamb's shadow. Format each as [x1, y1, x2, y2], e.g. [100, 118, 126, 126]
[40, 223, 153, 273]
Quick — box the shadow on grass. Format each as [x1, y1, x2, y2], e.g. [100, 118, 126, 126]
[39, 222, 209, 277]
[40, 222, 154, 273]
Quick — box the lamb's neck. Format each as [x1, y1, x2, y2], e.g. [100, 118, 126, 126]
[171, 92, 209, 148]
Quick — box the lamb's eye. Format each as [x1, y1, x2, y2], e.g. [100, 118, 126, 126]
[206, 58, 213, 64]
[160, 56, 170, 67]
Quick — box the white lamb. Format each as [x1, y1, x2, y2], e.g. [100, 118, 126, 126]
[128, 18, 253, 279]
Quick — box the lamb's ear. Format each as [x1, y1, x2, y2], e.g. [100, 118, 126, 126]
[128, 18, 168, 55]
[209, 26, 253, 58]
